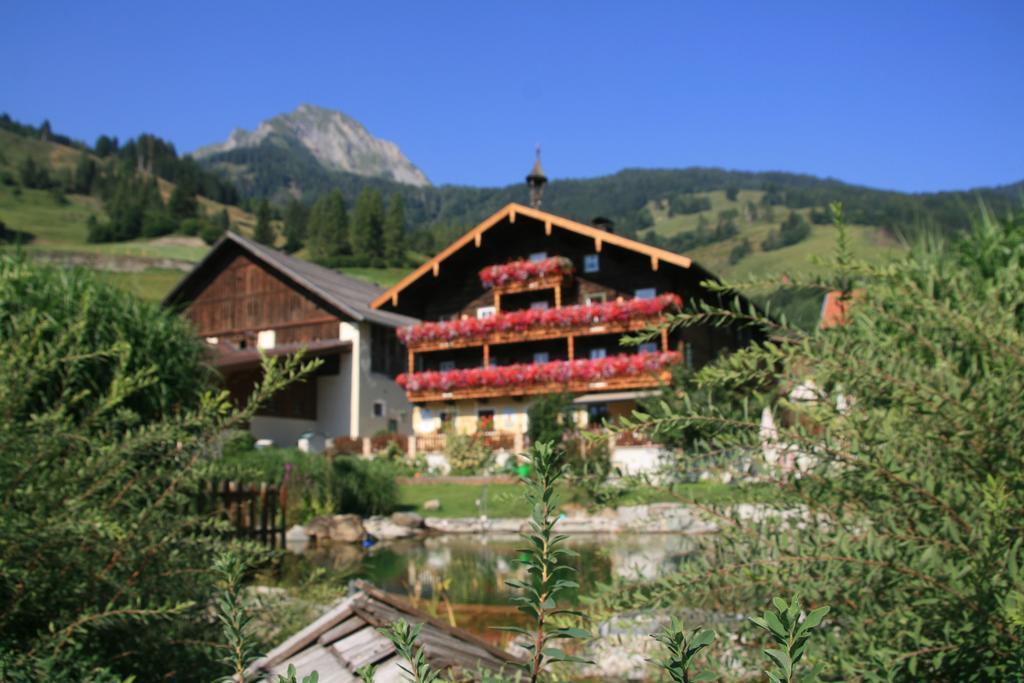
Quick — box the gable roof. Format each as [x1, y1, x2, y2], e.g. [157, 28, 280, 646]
[249, 580, 521, 682]
[164, 231, 417, 328]
[371, 202, 708, 310]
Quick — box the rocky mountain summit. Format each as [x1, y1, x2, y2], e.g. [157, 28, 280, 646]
[194, 103, 429, 187]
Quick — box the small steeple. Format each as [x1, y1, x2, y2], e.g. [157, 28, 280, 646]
[526, 146, 547, 209]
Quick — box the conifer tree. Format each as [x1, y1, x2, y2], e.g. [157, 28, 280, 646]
[351, 187, 384, 262]
[306, 190, 349, 265]
[168, 178, 197, 220]
[283, 199, 310, 253]
[253, 199, 274, 245]
[382, 194, 407, 266]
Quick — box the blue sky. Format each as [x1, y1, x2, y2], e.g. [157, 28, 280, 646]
[3, 1, 1021, 191]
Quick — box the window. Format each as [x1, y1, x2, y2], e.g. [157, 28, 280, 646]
[529, 251, 548, 262]
[533, 351, 550, 363]
[584, 292, 607, 305]
[583, 254, 600, 273]
[387, 418, 398, 433]
[635, 287, 657, 300]
[530, 301, 549, 311]
[371, 325, 404, 377]
[587, 403, 609, 425]
[476, 306, 496, 320]
[477, 409, 495, 432]
[439, 360, 456, 372]
[589, 347, 607, 360]
[373, 400, 386, 418]
[639, 342, 659, 354]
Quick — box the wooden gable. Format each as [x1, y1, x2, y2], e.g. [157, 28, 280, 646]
[184, 252, 340, 343]
[371, 203, 722, 321]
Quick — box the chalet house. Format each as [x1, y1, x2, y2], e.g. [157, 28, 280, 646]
[164, 232, 416, 447]
[370, 201, 755, 455]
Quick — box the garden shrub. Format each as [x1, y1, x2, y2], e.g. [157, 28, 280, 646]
[332, 457, 399, 516]
[614, 205, 1024, 679]
[0, 257, 316, 680]
[444, 430, 492, 473]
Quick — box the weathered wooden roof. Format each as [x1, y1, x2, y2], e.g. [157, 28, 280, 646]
[250, 581, 521, 682]
[164, 232, 417, 329]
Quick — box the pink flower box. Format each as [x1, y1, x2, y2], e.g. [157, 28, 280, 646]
[479, 256, 575, 289]
[396, 351, 680, 393]
[397, 293, 682, 345]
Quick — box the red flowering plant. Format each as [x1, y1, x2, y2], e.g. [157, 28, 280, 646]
[478, 256, 575, 289]
[397, 293, 682, 345]
[395, 351, 680, 393]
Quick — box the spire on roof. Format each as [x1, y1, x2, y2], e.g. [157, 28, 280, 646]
[526, 145, 547, 209]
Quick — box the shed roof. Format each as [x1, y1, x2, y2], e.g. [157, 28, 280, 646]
[250, 581, 521, 682]
[164, 232, 417, 328]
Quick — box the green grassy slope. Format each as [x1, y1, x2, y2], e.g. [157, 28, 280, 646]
[0, 131, 409, 301]
[642, 189, 904, 281]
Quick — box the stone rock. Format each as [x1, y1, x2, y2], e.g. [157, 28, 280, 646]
[365, 517, 417, 540]
[390, 511, 425, 528]
[305, 514, 366, 543]
[285, 524, 310, 543]
[422, 499, 442, 511]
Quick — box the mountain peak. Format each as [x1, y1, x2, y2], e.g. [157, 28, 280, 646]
[195, 104, 430, 187]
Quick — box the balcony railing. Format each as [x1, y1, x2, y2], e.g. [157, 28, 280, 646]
[397, 351, 679, 402]
[479, 256, 574, 290]
[398, 294, 681, 351]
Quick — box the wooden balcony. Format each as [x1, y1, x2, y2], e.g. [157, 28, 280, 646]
[405, 316, 663, 353]
[491, 271, 571, 296]
[405, 370, 670, 403]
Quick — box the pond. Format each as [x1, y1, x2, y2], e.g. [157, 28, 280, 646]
[291, 532, 698, 645]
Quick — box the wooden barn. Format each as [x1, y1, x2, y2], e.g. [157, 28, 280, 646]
[164, 231, 417, 447]
[249, 580, 521, 681]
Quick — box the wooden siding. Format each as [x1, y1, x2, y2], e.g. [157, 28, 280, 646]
[184, 253, 340, 339]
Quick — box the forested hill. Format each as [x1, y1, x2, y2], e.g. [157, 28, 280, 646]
[194, 140, 1024, 243]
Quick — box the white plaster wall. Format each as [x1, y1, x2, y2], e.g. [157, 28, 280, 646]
[316, 371, 350, 439]
[355, 322, 413, 435]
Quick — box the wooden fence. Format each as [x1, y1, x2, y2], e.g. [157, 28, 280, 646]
[196, 479, 288, 548]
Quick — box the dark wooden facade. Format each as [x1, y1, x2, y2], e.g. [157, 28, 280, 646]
[373, 204, 756, 404]
[184, 253, 341, 349]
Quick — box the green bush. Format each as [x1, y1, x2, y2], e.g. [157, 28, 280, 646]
[444, 430, 492, 473]
[332, 457, 398, 516]
[619, 205, 1024, 679]
[216, 447, 400, 519]
[0, 256, 317, 679]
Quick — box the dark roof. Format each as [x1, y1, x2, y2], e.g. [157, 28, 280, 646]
[164, 232, 417, 328]
[250, 580, 521, 682]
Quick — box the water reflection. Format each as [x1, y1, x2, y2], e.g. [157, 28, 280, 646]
[301, 533, 696, 604]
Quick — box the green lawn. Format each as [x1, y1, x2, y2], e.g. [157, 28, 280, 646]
[96, 269, 186, 302]
[397, 480, 775, 518]
[641, 188, 905, 281]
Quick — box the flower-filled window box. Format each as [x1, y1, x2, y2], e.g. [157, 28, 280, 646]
[479, 256, 575, 290]
[396, 351, 680, 394]
[397, 293, 682, 346]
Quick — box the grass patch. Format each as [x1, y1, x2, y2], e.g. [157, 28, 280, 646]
[96, 269, 184, 301]
[397, 480, 775, 517]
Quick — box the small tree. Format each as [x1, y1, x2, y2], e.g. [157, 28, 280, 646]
[254, 198, 275, 244]
[382, 194, 407, 266]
